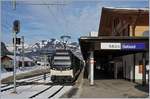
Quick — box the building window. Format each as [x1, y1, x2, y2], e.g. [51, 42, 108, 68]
[143, 30, 149, 37]
[114, 17, 120, 28]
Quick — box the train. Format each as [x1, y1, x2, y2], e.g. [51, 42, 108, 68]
[50, 49, 84, 83]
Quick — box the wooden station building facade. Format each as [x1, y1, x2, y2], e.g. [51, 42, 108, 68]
[79, 7, 149, 85]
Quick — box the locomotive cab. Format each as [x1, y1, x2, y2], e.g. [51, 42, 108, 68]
[50, 49, 74, 83]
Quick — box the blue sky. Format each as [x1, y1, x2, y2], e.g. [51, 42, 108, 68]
[1, 0, 149, 45]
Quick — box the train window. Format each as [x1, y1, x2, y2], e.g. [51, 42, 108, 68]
[54, 56, 70, 60]
[54, 61, 71, 66]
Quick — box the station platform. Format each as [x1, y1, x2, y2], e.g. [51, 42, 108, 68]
[61, 69, 149, 98]
[75, 79, 149, 98]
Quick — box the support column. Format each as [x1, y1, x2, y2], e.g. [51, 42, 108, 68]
[129, 55, 134, 81]
[142, 53, 146, 85]
[87, 57, 91, 80]
[114, 63, 118, 79]
[124, 61, 126, 80]
[89, 51, 94, 85]
[84, 59, 88, 79]
[133, 54, 135, 82]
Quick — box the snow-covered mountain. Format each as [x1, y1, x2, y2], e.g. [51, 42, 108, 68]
[26, 38, 61, 52]
[24, 38, 81, 61]
[1, 38, 81, 61]
[26, 38, 80, 52]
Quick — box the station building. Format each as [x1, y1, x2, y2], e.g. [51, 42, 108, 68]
[1, 55, 34, 71]
[79, 7, 149, 85]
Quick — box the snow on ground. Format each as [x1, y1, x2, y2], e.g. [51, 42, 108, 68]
[53, 86, 73, 98]
[16, 73, 51, 83]
[1, 65, 49, 80]
[37, 76, 52, 83]
[33, 85, 63, 99]
[1, 85, 73, 99]
[1, 65, 73, 99]
[1, 85, 49, 99]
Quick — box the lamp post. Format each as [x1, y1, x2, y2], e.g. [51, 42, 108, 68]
[21, 36, 24, 68]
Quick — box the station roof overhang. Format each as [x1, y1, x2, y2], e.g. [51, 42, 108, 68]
[79, 36, 149, 60]
[98, 7, 149, 36]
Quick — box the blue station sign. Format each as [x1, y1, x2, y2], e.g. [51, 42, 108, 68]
[121, 43, 145, 50]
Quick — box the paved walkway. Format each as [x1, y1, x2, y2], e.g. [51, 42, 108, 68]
[78, 79, 149, 98]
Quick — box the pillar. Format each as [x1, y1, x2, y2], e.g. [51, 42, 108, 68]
[124, 61, 126, 80]
[89, 51, 94, 85]
[114, 63, 118, 79]
[128, 55, 134, 81]
[133, 54, 135, 82]
[142, 53, 146, 85]
[87, 57, 91, 80]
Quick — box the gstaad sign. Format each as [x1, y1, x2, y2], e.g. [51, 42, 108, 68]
[121, 43, 145, 50]
[101, 42, 145, 50]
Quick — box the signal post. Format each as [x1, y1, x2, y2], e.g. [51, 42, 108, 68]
[12, 20, 20, 93]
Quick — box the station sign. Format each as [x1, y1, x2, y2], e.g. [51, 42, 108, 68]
[101, 43, 121, 50]
[101, 42, 145, 50]
[121, 43, 145, 50]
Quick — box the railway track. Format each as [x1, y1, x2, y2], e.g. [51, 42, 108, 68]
[1, 85, 19, 92]
[29, 86, 53, 98]
[17, 74, 50, 83]
[29, 85, 65, 99]
[48, 86, 64, 98]
[1, 84, 72, 99]
[1, 84, 9, 88]
[1, 74, 50, 92]
[1, 74, 73, 98]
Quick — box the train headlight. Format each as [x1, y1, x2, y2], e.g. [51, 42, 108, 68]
[52, 68, 56, 70]
[67, 67, 70, 70]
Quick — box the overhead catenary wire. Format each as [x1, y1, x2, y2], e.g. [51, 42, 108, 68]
[17, 3, 66, 5]
[59, 1, 69, 36]
[2, 24, 12, 31]
[16, 2, 67, 5]
[42, 0, 67, 35]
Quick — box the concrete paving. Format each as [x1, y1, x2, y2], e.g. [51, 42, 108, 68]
[78, 79, 149, 98]
[60, 68, 149, 98]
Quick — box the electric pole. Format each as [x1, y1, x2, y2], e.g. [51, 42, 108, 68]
[44, 54, 47, 81]
[13, 31, 17, 93]
[12, 0, 16, 10]
[22, 36, 25, 68]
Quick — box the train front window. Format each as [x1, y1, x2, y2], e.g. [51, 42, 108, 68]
[52, 55, 71, 67]
[54, 56, 70, 60]
[53, 61, 71, 66]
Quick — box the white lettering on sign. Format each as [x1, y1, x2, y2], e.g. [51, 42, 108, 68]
[101, 43, 121, 50]
[122, 45, 136, 49]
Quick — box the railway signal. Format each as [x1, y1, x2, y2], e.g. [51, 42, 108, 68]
[12, 20, 20, 93]
[13, 38, 21, 45]
[13, 20, 20, 33]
